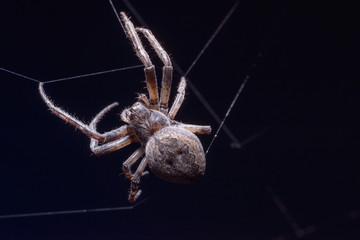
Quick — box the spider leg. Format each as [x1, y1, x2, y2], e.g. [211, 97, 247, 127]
[137, 93, 150, 108]
[89, 103, 133, 156]
[122, 147, 145, 180]
[136, 27, 173, 114]
[176, 123, 212, 135]
[90, 135, 133, 156]
[90, 102, 131, 143]
[167, 78, 211, 134]
[39, 83, 127, 142]
[168, 77, 186, 119]
[120, 12, 159, 110]
[128, 156, 149, 203]
[90, 102, 119, 128]
[89, 103, 147, 203]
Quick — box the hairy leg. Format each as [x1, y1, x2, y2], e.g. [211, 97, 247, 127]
[137, 27, 173, 114]
[88, 103, 132, 156]
[177, 123, 212, 135]
[122, 147, 145, 180]
[39, 83, 128, 142]
[168, 77, 186, 119]
[128, 156, 148, 202]
[120, 12, 159, 110]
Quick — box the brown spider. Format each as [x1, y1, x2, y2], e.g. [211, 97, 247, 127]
[38, 12, 211, 202]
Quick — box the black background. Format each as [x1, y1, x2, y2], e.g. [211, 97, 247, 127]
[0, 0, 358, 239]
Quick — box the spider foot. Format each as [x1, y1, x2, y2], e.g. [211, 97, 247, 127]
[128, 180, 142, 203]
[134, 190, 142, 202]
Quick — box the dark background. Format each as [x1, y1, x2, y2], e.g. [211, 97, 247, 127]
[0, 0, 358, 239]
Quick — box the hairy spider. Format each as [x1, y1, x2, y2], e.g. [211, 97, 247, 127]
[38, 12, 211, 202]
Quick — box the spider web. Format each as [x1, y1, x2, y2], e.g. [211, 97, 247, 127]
[1, 1, 357, 239]
[0, 0, 285, 220]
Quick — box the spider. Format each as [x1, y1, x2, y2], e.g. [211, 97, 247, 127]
[38, 12, 211, 202]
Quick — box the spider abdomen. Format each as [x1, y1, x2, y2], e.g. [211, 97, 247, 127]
[146, 126, 206, 183]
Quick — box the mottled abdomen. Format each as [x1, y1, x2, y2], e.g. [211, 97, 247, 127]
[146, 126, 206, 183]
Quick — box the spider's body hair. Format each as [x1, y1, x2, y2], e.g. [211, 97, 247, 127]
[121, 102, 170, 144]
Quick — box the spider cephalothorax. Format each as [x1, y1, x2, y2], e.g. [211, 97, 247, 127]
[121, 101, 170, 144]
[39, 12, 211, 202]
